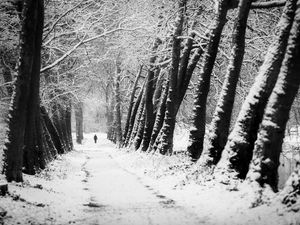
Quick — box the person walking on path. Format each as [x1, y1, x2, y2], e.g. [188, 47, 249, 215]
[94, 134, 98, 143]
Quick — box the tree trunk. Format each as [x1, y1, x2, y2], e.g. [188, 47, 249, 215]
[52, 102, 72, 152]
[149, 81, 168, 152]
[140, 39, 161, 152]
[282, 161, 300, 206]
[106, 101, 114, 142]
[40, 106, 64, 154]
[75, 102, 84, 144]
[133, 106, 146, 150]
[130, 94, 145, 146]
[176, 21, 198, 107]
[247, 6, 300, 191]
[153, 71, 165, 113]
[4, 0, 44, 181]
[123, 65, 143, 143]
[23, 2, 44, 173]
[176, 34, 208, 114]
[187, 0, 230, 160]
[216, 0, 297, 179]
[105, 83, 114, 141]
[153, 31, 206, 154]
[114, 62, 123, 148]
[40, 114, 57, 159]
[205, 0, 252, 166]
[157, 0, 187, 155]
[65, 100, 73, 151]
[124, 81, 145, 147]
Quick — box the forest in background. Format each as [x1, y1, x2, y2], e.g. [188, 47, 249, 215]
[0, 0, 300, 213]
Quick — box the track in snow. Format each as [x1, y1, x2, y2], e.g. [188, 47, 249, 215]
[77, 135, 205, 225]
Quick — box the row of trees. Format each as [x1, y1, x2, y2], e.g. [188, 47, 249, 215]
[1, 0, 149, 181]
[1, 0, 73, 182]
[1, 0, 299, 207]
[107, 0, 300, 205]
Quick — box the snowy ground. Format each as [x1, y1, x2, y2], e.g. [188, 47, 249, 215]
[0, 133, 299, 225]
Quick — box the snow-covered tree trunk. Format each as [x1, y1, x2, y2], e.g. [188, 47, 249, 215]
[124, 81, 145, 147]
[140, 39, 161, 152]
[75, 102, 84, 144]
[175, 25, 197, 112]
[177, 40, 206, 110]
[40, 106, 64, 155]
[282, 161, 300, 206]
[52, 101, 72, 152]
[23, 7, 44, 172]
[152, 71, 165, 114]
[205, 0, 252, 166]
[215, 0, 297, 179]
[123, 65, 143, 144]
[133, 107, 146, 150]
[40, 114, 57, 159]
[65, 100, 73, 151]
[4, 0, 44, 181]
[247, 4, 300, 191]
[114, 62, 123, 148]
[187, 0, 230, 160]
[157, 0, 187, 155]
[105, 83, 114, 141]
[149, 81, 168, 152]
[130, 89, 146, 147]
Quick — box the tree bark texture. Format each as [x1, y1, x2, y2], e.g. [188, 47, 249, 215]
[105, 83, 114, 141]
[133, 106, 146, 150]
[187, 0, 230, 160]
[153, 71, 165, 114]
[149, 81, 169, 152]
[75, 102, 84, 144]
[114, 62, 123, 148]
[129, 86, 146, 146]
[65, 100, 73, 151]
[247, 5, 300, 191]
[140, 39, 161, 152]
[124, 81, 145, 147]
[40, 106, 64, 154]
[123, 65, 143, 144]
[157, 0, 187, 155]
[23, 0, 45, 173]
[177, 40, 206, 112]
[52, 101, 72, 152]
[205, 0, 252, 166]
[215, 0, 297, 179]
[4, 0, 44, 181]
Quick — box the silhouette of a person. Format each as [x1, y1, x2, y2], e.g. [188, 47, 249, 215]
[93, 134, 98, 143]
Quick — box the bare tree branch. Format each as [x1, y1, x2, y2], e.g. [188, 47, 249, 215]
[41, 26, 145, 73]
[43, 0, 84, 41]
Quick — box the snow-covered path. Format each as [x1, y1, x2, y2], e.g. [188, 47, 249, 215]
[74, 136, 204, 225]
[0, 134, 204, 225]
[1, 133, 299, 225]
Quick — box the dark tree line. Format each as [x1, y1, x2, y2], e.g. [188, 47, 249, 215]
[2, 0, 73, 182]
